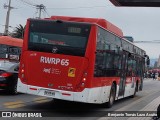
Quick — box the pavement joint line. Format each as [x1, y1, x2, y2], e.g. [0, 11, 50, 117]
[139, 96, 160, 111]
[115, 90, 160, 111]
[116, 93, 160, 120]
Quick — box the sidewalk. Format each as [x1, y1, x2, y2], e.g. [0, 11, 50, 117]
[98, 79, 160, 120]
[127, 96, 160, 120]
[98, 96, 159, 120]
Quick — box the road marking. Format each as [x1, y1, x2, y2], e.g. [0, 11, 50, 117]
[34, 99, 50, 103]
[3, 97, 51, 109]
[5, 104, 25, 109]
[34, 97, 48, 101]
[4, 101, 24, 106]
[3, 101, 25, 109]
[33, 97, 51, 103]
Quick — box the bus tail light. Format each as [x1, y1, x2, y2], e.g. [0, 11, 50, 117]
[82, 77, 86, 82]
[21, 69, 24, 78]
[80, 72, 87, 88]
[20, 63, 26, 83]
[81, 77, 86, 87]
[21, 69, 24, 73]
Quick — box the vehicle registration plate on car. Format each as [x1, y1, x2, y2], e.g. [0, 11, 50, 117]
[44, 90, 55, 96]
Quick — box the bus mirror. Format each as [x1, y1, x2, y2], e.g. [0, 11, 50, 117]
[128, 53, 131, 58]
[144, 55, 150, 66]
[147, 59, 150, 66]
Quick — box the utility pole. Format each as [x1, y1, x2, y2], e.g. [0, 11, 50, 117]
[4, 0, 14, 35]
[36, 4, 45, 19]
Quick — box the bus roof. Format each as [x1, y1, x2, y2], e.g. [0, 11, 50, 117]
[0, 36, 23, 47]
[50, 16, 123, 37]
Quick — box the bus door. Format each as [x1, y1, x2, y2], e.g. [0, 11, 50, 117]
[118, 53, 127, 97]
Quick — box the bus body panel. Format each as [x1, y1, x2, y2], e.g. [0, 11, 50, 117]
[17, 78, 112, 103]
[17, 76, 138, 103]
[51, 16, 123, 37]
[20, 51, 90, 91]
[19, 23, 97, 92]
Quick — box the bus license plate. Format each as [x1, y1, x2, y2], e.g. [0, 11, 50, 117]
[44, 90, 55, 96]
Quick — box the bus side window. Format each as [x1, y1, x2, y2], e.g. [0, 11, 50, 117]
[114, 55, 122, 69]
[132, 59, 137, 76]
[127, 57, 133, 76]
[94, 51, 105, 77]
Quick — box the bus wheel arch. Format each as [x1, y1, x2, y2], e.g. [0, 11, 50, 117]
[106, 82, 116, 108]
[131, 80, 138, 98]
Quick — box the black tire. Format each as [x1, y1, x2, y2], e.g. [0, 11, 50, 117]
[52, 99, 63, 104]
[157, 104, 160, 118]
[106, 83, 116, 108]
[8, 79, 18, 95]
[52, 99, 67, 107]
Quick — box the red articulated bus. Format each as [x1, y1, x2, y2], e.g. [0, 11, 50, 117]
[17, 16, 149, 107]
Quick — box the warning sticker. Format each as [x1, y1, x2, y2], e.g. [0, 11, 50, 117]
[68, 68, 76, 77]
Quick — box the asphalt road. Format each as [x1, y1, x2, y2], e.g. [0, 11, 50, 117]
[0, 78, 160, 120]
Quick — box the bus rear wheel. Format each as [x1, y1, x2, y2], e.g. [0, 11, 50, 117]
[106, 83, 116, 108]
[130, 81, 138, 98]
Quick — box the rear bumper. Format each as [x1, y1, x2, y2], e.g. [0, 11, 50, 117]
[17, 78, 111, 104]
[0, 77, 8, 89]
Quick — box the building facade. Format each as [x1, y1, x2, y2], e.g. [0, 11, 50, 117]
[157, 55, 160, 68]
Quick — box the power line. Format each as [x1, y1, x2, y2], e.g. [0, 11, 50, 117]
[44, 8, 50, 17]
[18, 0, 36, 7]
[16, 0, 47, 18]
[134, 40, 160, 43]
[47, 5, 113, 10]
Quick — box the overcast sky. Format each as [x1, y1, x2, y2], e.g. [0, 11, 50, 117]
[0, 0, 160, 59]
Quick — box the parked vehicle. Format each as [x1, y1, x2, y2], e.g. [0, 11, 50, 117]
[0, 36, 22, 94]
[0, 60, 19, 94]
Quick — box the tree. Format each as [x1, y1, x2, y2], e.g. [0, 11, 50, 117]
[12, 24, 25, 39]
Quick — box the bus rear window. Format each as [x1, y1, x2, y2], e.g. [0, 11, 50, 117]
[28, 20, 91, 56]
